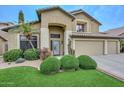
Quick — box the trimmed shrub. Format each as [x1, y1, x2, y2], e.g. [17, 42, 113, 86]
[3, 49, 23, 62]
[40, 56, 61, 74]
[60, 55, 79, 70]
[77, 55, 97, 69]
[23, 48, 39, 60]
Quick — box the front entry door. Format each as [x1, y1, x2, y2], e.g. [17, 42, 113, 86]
[51, 40, 60, 56]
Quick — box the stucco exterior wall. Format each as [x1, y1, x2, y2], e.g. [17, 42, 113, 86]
[30, 23, 41, 30]
[0, 38, 6, 55]
[73, 13, 100, 32]
[8, 32, 19, 50]
[40, 9, 75, 53]
[91, 21, 99, 32]
[41, 9, 74, 31]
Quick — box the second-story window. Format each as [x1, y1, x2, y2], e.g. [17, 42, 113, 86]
[76, 24, 85, 32]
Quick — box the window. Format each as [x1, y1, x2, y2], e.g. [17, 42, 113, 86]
[50, 34, 60, 38]
[76, 24, 85, 32]
[20, 35, 37, 51]
[4, 43, 8, 51]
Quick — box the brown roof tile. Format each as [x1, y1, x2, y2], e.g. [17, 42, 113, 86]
[105, 26, 124, 36]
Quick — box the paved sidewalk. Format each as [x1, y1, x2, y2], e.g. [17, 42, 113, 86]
[92, 54, 124, 81]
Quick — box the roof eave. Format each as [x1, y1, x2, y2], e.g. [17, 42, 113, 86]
[36, 6, 75, 21]
[70, 10, 102, 25]
[70, 35, 123, 39]
[0, 20, 40, 31]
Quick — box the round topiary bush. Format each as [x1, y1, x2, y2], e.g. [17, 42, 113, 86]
[40, 56, 61, 74]
[60, 55, 79, 70]
[3, 49, 23, 62]
[77, 55, 97, 69]
[23, 48, 39, 60]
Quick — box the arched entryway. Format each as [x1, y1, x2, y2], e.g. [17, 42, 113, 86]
[49, 23, 65, 56]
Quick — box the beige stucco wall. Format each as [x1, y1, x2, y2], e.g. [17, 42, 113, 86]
[73, 13, 100, 32]
[41, 9, 75, 31]
[40, 9, 75, 54]
[7, 32, 19, 50]
[0, 38, 6, 55]
[30, 23, 41, 30]
[91, 21, 99, 32]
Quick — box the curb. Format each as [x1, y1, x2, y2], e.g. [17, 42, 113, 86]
[97, 67, 124, 82]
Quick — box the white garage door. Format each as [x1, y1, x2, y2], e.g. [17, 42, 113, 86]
[75, 40, 104, 56]
[108, 41, 117, 54]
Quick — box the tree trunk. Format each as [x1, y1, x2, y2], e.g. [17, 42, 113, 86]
[28, 39, 35, 51]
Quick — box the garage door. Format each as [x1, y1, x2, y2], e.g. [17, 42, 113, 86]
[108, 41, 117, 54]
[75, 40, 104, 56]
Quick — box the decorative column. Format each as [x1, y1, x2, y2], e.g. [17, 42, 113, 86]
[40, 28, 49, 49]
[117, 40, 120, 54]
[104, 40, 108, 55]
[64, 31, 72, 55]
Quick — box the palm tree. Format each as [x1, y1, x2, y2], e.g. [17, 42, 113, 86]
[18, 10, 35, 51]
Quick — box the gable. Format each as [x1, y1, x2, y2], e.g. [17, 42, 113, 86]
[74, 12, 90, 20]
[71, 10, 101, 25]
[74, 12, 99, 25]
[40, 8, 74, 30]
[37, 6, 75, 21]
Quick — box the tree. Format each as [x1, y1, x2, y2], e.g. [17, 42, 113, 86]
[21, 23, 35, 51]
[18, 10, 24, 24]
[18, 10, 35, 51]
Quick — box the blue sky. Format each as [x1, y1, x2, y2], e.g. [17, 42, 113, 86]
[0, 5, 124, 31]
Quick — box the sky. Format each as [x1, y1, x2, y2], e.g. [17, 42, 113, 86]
[0, 5, 124, 31]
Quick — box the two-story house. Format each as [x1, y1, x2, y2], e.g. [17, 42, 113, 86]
[1, 6, 123, 56]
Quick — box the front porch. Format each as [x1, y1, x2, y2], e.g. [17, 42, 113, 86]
[40, 23, 72, 56]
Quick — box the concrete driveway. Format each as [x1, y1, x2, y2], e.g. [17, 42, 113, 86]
[92, 54, 124, 81]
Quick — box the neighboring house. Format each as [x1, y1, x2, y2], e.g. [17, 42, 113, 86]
[0, 30, 8, 55]
[105, 26, 124, 36]
[1, 6, 124, 56]
[0, 22, 14, 55]
[0, 22, 14, 29]
[105, 26, 124, 53]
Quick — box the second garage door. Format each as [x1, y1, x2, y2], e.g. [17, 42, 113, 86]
[108, 41, 117, 54]
[75, 40, 104, 56]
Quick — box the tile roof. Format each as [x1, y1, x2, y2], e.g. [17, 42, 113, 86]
[105, 26, 124, 36]
[0, 30, 8, 41]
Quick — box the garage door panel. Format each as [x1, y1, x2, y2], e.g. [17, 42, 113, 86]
[108, 41, 117, 54]
[75, 40, 104, 56]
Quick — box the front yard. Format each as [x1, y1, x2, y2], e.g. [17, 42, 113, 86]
[0, 66, 124, 87]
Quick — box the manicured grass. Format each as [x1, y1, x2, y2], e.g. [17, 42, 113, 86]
[0, 66, 124, 87]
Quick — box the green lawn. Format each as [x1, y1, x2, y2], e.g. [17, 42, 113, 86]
[0, 66, 124, 87]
